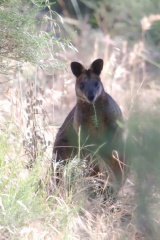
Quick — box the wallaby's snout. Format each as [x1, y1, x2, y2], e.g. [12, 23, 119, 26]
[88, 90, 95, 102]
[87, 84, 99, 103]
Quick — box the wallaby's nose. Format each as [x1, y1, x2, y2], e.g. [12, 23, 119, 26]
[88, 92, 95, 102]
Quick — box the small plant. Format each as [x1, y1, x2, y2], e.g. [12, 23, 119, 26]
[92, 103, 99, 128]
[23, 80, 51, 167]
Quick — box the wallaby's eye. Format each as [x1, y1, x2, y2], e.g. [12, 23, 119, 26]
[80, 82, 85, 90]
[95, 81, 99, 87]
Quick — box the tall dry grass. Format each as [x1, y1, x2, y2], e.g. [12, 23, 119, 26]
[1, 11, 160, 240]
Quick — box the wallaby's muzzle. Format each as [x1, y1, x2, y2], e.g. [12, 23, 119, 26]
[87, 91, 95, 102]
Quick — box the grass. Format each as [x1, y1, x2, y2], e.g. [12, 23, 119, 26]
[0, 118, 134, 239]
[0, 66, 159, 239]
[0, 70, 159, 239]
[1, 99, 160, 239]
[1, 2, 160, 239]
[0, 131, 48, 237]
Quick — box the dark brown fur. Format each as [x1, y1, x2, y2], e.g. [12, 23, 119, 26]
[52, 59, 128, 192]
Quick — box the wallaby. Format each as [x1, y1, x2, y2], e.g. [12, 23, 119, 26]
[52, 59, 127, 195]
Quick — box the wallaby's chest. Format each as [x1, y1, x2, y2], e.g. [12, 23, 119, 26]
[73, 104, 115, 145]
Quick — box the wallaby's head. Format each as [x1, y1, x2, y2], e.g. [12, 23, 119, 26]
[71, 59, 104, 103]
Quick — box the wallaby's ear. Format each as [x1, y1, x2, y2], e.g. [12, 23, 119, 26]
[71, 62, 85, 78]
[90, 59, 103, 76]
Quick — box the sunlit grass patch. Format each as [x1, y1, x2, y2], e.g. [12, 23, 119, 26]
[2, 103, 160, 239]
